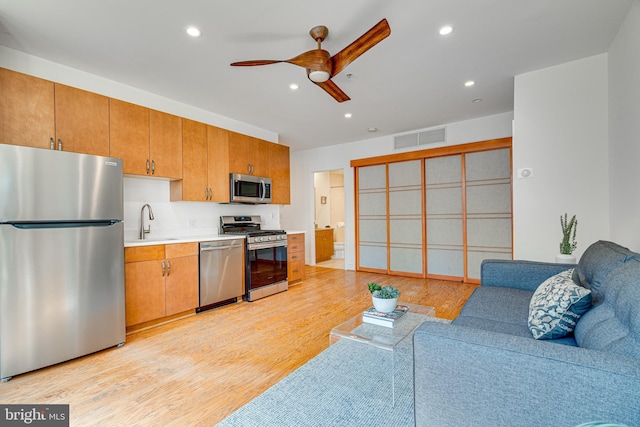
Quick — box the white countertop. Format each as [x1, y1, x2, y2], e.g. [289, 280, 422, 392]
[124, 234, 245, 248]
[124, 230, 305, 247]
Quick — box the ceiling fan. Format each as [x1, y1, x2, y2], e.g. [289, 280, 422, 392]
[230, 18, 391, 103]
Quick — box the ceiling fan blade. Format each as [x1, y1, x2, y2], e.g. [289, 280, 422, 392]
[285, 49, 332, 72]
[230, 60, 282, 66]
[330, 18, 390, 77]
[313, 79, 351, 103]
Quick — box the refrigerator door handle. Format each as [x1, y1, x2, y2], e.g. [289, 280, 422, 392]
[9, 221, 120, 229]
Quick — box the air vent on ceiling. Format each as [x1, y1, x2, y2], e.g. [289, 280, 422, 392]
[394, 127, 446, 150]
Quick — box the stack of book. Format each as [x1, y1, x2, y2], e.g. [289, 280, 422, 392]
[362, 304, 409, 327]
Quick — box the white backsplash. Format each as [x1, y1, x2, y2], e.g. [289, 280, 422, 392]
[123, 177, 281, 241]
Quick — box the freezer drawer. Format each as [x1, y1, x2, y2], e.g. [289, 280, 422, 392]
[198, 239, 244, 309]
[0, 222, 125, 380]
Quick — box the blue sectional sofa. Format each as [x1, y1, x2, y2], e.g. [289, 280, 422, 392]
[413, 241, 640, 427]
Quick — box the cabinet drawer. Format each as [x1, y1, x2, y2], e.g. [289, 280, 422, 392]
[288, 259, 305, 283]
[288, 233, 304, 244]
[125, 245, 165, 263]
[165, 242, 198, 258]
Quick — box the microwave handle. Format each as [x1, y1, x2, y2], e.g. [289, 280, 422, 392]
[260, 179, 266, 201]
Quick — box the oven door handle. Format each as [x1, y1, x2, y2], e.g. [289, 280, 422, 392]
[248, 241, 287, 251]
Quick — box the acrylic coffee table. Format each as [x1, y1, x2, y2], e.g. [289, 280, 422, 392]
[329, 302, 436, 403]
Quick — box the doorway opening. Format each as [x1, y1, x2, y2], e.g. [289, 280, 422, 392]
[313, 169, 345, 269]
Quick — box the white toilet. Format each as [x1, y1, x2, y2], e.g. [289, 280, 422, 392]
[332, 222, 345, 259]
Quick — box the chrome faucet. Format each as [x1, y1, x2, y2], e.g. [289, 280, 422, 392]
[139, 203, 155, 239]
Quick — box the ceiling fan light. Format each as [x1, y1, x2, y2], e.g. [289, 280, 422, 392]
[308, 70, 330, 83]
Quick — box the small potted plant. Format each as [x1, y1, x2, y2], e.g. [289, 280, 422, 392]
[557, 213, 578, 264]
[368, 282, 400, 313]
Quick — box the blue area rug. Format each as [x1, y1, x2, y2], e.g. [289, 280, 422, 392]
[217, 317, 450, 426]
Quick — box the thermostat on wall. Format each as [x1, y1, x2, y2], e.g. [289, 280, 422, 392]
[517, 168, 534, 178]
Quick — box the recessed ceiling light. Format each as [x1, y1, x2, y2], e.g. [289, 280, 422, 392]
[344, 113, 352, 118]
[472, 98, 483, 103]
[186, 26, 202, 37]
[289, 83, 299, 90]
[464, 80, 475, 87]
[439, 25, 453, 36]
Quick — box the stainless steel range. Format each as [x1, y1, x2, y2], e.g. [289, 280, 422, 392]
[220, 216, 288, 301]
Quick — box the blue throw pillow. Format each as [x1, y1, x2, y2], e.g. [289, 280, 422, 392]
[528, 269, 593, 340]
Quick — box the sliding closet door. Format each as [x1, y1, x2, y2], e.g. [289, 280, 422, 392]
[465, 148, 512, 280]
[425, 155, 464, 278]
[357, 165, 387, 271]
[388, 160, 423, 275]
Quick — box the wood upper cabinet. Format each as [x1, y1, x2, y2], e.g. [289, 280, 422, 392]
[0, 68, 108, 155]
[170, 122, 229, 202]
[269, 143, 290, 205]
[109, 99, 150, 175]
[0, 68, 55, 149]
[149, 109, 182, 179]
[54, 84, 109, 156]
[228, 131, 269, 177]
[208, 126, 231, 202]
[124, 243, 199, 327]
[171, 119, 209, 201]
[110, 99, 182, 179]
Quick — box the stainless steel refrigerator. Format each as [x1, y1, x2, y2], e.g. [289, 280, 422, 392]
[0, 143, 126, 381]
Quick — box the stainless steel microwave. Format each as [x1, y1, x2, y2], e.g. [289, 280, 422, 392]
[229, 173, 272, 204]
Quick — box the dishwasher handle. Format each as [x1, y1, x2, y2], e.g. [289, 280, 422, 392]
[200, 239, 244, 252]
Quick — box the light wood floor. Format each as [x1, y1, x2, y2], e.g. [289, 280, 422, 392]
[0, 266, 477, 426]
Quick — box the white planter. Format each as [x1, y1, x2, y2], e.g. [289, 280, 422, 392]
[556, 254, 577, 264]
[372, 296, 398, 313]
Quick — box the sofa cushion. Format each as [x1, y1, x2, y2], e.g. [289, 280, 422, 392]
[572, 240, 637, 305]
[528, 269, 592, 340]
[458, 286, 534, 325]
[575, 258, 640, 359]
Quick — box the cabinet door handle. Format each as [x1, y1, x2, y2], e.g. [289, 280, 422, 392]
[146, 159, 150, 174]
[151, 160, 156, 175]
[208, 188, 212, 200]
[57, 138, 62, 151]
[166, 260, 171, 276]
[161, 260, 166, 277]
[50, 137, 55, 150]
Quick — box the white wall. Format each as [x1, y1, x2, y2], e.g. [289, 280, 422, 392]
[513, 54, 610, 261]
[609, 0, 640, 250]
[282, 112, 514, 269]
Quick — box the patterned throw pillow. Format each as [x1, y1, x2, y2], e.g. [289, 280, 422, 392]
[528, 269, 593, 340]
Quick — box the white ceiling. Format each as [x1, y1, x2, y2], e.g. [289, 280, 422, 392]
[0, 0, 633, 151]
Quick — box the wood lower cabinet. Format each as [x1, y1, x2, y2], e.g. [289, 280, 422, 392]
[315, 228, 334, 263]
[287, 233, 305, 284]
[124, 243, 199, 328]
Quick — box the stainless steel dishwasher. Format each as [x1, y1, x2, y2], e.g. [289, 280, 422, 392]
[198, 239, 244, 311]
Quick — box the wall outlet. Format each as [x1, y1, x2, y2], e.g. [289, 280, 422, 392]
[188, 218, 197, 228]
[517, 167, 534, 179]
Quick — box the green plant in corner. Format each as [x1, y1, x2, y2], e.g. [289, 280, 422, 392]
[367, 282, 400, 299]
[560, 213, 578, 255]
